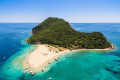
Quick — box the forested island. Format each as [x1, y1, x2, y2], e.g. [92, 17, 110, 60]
[27, 17, 112, 49]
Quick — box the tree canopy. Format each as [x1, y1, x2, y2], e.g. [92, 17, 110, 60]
[27, 17, 112, 49]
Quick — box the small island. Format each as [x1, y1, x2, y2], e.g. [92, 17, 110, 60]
[25, 17, 113, 70]
[27, 17, 112, 49]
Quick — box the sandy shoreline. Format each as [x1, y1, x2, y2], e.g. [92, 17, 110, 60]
[25, 44, 70, 71]
[25, 44, 114, 71]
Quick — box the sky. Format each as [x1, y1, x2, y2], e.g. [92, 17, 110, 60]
[0, 0, 120, 23]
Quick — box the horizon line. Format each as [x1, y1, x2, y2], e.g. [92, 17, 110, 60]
[0, 22, 120, 24]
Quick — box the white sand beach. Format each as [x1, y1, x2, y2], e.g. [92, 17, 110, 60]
[25, 44, 114, 71]
[25, 44, 70, 70]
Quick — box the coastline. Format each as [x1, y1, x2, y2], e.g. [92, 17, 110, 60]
[25, 43, 115, 72]
[25, 44, 70, 71]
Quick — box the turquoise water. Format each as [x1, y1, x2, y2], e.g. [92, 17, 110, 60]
[0, 23, 120, 80]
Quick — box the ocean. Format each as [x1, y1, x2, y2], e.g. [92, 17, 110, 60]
[0, 23, 120, 80]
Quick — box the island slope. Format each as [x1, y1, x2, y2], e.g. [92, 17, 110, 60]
[27, 17, 112, 49]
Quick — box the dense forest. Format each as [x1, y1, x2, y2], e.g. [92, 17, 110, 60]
[27, 17, 112, 49]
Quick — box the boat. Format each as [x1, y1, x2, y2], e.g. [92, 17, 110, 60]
[49, 78, 52, 80]
[8, 66, 10, 69]
[55, 59, 58, 61]
[58, 57, 60, 59]
[26, 67, 29, 70]
[32, 72, 36, 76]
[66, 56, 68, 58]
[42, 68, 44, 72]
[4, 57, 6, 59]
[30, 70, 33, 74]
[48, 61, 51, 64]
[24, 70, 27, 74]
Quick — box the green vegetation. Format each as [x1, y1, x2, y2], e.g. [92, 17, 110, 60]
[27, 17, 112, 49]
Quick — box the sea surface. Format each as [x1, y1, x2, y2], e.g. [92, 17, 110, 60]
[0, 23, 120, 80]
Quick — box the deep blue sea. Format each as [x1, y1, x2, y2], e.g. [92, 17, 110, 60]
[0, 23, 120, 80]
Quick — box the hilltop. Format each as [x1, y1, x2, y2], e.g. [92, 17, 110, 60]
[27, 17, 112, 49]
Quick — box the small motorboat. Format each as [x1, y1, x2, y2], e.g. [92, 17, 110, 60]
[26, 67, 29, 70]
[66, 56, 68, 58]
[4, 57, 6, 59]
[24, 70, 27, 74]
[55, 59, 58, 61]
[58, 57, 60, 59]
[32, 72, 36, 76]
[42, 68, 44, 72]
[48, 61, 51, 64]
[8, 66, 10, 69]
[30, 70, 33, 74]
[49, 78, 52, 80]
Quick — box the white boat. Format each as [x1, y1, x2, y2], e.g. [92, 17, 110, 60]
[58, 57, 60, 59]
[49, 78, 52, 80]
[48, 61, 51, 64]
[24, 70, 27, 74]
[26, 67, 29, 70]
[32, 72, 36, 76]
[4, 57, 6, 59]
[66, 56, 68, 58]
[55, 59, 58, 61]
[30, 70, 33, 74]
[42, 68, 44, 72]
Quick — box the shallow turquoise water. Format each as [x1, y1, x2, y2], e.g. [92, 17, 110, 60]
[0, 23, 120, 80]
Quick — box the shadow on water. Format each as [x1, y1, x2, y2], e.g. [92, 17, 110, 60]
[109, 52, 120, 57]
[19, 74, 42, 80]
[105, 67, 120, 75]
